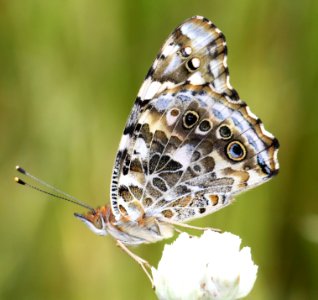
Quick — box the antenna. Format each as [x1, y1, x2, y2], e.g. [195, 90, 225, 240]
[15, 166, 95, 212]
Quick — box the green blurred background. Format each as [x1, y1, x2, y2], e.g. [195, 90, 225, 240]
[1, 0, 318, 299]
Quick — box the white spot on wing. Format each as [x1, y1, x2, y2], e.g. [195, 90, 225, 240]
[172, 145, 192, 167]
[144, 81, 162, 99]
[188, 72, 205, 85]
[119, 174, 143, 188]
[245, 106, 258, 120]
[259, 123, 275, 139]
[160, 81, 175, 92]
[226, 75, 233, 90]
[119, 134, 130, 151]
[184, 46, 192, 56]
[138, 77, 152, 99]
[134, 138, 148, 159]
[273, 149, 279, 169]
[191, 57, 200, 69]
[161, 43, 177, 57]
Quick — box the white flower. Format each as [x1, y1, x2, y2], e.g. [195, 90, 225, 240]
[152, 230, 258, 300]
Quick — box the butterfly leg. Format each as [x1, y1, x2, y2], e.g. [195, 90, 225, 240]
[164, 219, 222, 232]
[116, 240, 154, 287]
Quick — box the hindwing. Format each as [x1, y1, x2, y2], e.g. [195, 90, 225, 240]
[110, 16, 279, 223]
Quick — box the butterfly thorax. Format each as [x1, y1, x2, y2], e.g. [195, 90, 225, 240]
[75, 204, 174, 245]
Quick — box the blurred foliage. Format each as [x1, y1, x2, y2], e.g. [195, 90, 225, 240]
[1, 0, 318, 299]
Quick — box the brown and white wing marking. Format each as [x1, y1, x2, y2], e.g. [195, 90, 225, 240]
[112, 84, 279, 223]
[146, 86, 279, 222]
[111, 16, 235, 219]
[110, 16, 279, 223]
[137, 15, 238, 100]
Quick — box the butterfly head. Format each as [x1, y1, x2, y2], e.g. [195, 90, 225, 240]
[74, 206, 110, 236]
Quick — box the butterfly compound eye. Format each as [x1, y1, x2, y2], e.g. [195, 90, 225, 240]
[183, 111, 199, 129]
[226, 141, 246, 161]
[93, 215, 103, 229]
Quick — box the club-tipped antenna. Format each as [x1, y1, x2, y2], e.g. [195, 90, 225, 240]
[15, 166, 95, 212]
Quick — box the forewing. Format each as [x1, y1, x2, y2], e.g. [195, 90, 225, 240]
[137, 16, 238, 100]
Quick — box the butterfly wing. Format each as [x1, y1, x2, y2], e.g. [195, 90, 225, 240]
[137, 16, 238, 100]
[110, 16, 279, 223]
[142, 85, 279, 222]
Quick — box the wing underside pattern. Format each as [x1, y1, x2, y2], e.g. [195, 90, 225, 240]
[110, 16, 279, 223]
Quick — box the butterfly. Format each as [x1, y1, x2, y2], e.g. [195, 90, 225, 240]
[16, 16, 279, 284]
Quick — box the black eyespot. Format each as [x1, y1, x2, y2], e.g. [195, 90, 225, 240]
[219, 125, 232, 139]
[226, 141, 246, 161]
[186, 57, 200, 72]
[199, 120, 211, 132]
[183, 111, 199, 129]
[193, 165, 201, 173]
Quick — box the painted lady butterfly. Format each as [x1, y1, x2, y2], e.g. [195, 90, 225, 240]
[16, 16, 279, 283]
